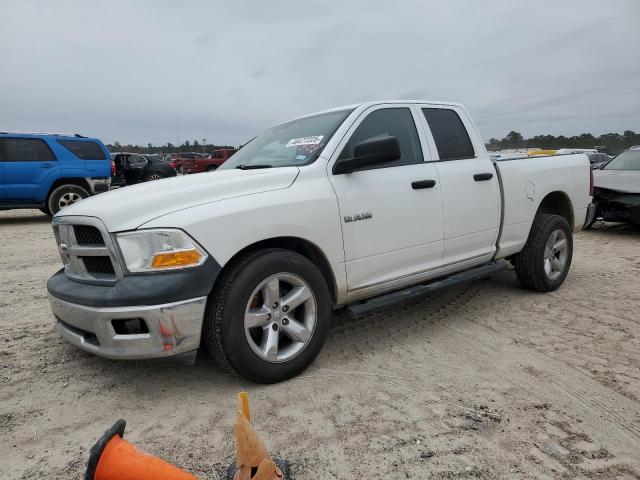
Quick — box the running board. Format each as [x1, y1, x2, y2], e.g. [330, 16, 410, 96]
[346, 261, 510, 319]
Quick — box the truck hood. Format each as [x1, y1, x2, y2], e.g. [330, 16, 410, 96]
[594, 169, 640, 194]
[55, 167, 299, 231]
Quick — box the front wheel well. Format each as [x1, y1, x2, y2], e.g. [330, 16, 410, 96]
[212, 237, 337, 305]
[536, 191, 574, 229]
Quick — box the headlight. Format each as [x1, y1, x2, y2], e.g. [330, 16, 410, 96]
[115, 229, 207, 273]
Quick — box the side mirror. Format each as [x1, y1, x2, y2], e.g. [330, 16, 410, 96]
[334, 136, 401, 175]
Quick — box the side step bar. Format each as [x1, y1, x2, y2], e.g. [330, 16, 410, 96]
[346, 261, 510, 319]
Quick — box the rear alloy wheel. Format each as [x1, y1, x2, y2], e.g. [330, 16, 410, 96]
[543, 229, 569, 280]
[515, 214, 573, 292]
[47, 185, 89, 215]
[143, 172, 164, 181]
[204, 249, 330, 383]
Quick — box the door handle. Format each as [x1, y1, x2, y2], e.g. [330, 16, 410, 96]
[411, 179, 436, 189]
[41, 163, 55, 169]
[473, 173, 493, 181]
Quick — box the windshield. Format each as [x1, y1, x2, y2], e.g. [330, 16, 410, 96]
[219, 109, 354, 170]
[603, 149, 640, 170]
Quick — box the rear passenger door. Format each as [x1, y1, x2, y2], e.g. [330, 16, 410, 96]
[1, 137, 60, 201]
[418, 106, 501, 265]
[56, 139, 110, 176]
[329, 105, 444, 296]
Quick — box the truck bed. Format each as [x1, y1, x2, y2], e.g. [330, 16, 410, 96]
[494, 153, 591, 258]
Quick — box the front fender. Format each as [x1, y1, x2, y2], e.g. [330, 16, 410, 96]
[140, 176, 348, 303]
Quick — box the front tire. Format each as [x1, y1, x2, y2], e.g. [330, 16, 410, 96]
[47, 184, 89, 215]
[514, 214, 573, 292]
[204, 249, 331, 383]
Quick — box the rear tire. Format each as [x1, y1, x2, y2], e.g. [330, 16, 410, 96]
[47, 185, 89, 215]
[514, 214, 573, 292]
[204, 248, 331, 383]
[143, 172, 164, 182]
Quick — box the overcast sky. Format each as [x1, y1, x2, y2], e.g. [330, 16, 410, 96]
[1, 0, 638, 146]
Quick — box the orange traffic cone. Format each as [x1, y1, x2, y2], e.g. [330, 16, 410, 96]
[231, 392, 286, 480]
[85, 419, 198, 480]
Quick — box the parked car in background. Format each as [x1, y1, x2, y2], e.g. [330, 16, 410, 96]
[170, 152, 205, 173]
[181, 148, 237, 173]
[587, 152, 611, 169]
[585, 146, 640, 228]
[47, 100, 592, 383]
[0, 132, 111, 214]
[111, 153, 177, 187]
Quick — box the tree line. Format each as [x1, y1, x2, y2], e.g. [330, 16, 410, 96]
[486, 130, 639, 155]
[106, 140, 236, 155]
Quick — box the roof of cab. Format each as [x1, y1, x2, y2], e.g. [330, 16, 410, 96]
[291, 99, 465, 121]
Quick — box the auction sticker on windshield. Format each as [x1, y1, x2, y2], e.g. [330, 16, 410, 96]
[286, 135, 324, 148]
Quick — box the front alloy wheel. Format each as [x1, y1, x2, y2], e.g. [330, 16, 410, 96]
[244, 273, 317, 363]
[204, 248, 331, 383]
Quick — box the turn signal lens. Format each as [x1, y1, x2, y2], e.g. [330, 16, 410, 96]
[151, 249, 202, 268]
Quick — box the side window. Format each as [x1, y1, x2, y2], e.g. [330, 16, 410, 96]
[422, 108, 475, 161]
[338, 108, 423, 169]
[129, 155, 146, 166]
[57, 140, 107, 160]
[2, 138, 57, 162]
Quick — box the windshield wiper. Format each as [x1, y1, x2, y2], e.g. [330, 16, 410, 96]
[235, 164, 273, 170]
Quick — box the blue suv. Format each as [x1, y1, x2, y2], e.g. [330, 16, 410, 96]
[0, 132, 111, 215]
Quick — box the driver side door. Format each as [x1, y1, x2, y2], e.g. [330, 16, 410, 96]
[328, 105, 445, 300]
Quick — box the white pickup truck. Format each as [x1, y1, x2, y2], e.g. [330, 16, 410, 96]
[47, 101, 594, 383]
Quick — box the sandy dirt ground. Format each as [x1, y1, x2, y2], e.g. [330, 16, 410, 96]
[1, 209, 639, 479]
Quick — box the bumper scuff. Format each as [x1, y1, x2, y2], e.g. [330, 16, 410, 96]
[49, 294, 207, 359]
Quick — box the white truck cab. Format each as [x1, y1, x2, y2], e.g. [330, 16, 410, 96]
[47, 101, 593, 382]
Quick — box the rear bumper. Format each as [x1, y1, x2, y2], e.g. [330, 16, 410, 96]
[85, 177, 111, 194]
[584, 202, 596, 228]
[49, 294, 206, 359]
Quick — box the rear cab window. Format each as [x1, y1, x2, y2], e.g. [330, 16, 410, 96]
[0, 137, 57, 161]
[422, 108, 475, 160]
[57, 139, 107, 160]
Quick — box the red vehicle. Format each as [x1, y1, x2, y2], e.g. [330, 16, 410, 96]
[170, 152, 202, 174]
[181, 149, 237, 173]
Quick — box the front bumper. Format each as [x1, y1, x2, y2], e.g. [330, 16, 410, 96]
[49, 294, 207, 359]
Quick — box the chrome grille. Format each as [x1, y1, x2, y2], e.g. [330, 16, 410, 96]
[53, 217, 122, 285]
[73, 225, 104, 245]
[82, 256, 116, 275]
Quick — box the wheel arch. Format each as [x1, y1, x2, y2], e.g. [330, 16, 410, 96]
[47, 178, 91, 199]
[212, 236, 338, 305]
[535, 191, 574, 229]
